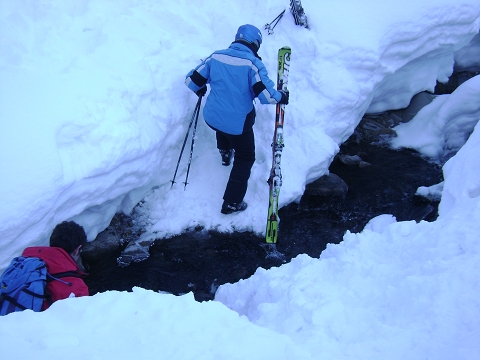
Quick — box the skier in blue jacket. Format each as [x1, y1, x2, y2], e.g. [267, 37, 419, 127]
[185, 24, 289, 214]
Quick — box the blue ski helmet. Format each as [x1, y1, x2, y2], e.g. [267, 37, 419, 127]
[235, 24, 262, 50]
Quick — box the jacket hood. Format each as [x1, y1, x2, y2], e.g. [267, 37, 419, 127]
[230, 41, 262, 60]
[22, 246, 86, 276]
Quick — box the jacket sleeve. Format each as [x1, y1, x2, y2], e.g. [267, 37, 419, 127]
[185, 57, 210, 92]
[251, 60, 282, 105]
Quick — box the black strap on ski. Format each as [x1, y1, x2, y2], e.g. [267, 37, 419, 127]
[265, 9, 286, 35]
[171, 96, 202, 189]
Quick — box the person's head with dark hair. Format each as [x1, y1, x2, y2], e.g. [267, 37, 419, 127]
[49, 221, 87, 258]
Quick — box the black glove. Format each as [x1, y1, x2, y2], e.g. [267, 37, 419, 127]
[278, 90, 289, 105]
[195, 86, 207, 97]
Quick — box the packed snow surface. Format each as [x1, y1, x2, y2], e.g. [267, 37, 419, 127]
[1, 0, 480, 358]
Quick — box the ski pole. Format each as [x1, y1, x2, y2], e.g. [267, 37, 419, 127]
[171, 96, 202, 189]
[183, 97, 202, 189]
[265, 9, 285, 35]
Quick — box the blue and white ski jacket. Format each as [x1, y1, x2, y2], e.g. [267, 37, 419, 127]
[185, 42, 282, 135]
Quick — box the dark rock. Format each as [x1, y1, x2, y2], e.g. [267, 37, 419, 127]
[400, 92, 436, 122]
[337, 154, 372, 168]
[116, 240, 152, 268]
[81, 231, 122, 263]
[353, 115, 398, 144]
[435, 70, 480, 95]
[304, 173, 348, 198]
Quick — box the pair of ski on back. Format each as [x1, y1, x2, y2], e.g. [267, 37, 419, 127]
[266, 46, 290, 244]
[237, 3, 305, 242]
[266, 1, 310, 243]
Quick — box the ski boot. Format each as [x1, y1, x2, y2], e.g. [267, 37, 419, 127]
[221, 201, 247, 214]
[219, 149, 234, 166]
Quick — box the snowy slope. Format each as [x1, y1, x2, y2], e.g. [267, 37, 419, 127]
[1, 1, 480, 359]
[1, 1, 479, 269]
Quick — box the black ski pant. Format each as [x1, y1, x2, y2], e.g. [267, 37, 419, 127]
[209, 109, 256, 204]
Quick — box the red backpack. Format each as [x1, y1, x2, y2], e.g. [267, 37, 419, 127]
[21, 246, 88, 310]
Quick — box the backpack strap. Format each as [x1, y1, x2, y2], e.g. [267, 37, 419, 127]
[47, 271, 82, 286]
[22, 288, 48, 298]
[50, 271, 82, 279]
[0, 294, 28, 311]
[42, 271, 83, 306]
[0, 289, 47, 311]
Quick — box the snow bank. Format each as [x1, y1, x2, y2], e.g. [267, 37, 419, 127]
[1, 0, 480, 271]
[0, 287, 312, 359]
[439, 121, 480, 217]
[1, 2, 480, 359]
[455, 32, 480, 71]
[391, 75, 480, 161]
[215, 119, 480, 360]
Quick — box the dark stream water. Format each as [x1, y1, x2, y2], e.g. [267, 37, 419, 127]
[83, 120, 443, 301]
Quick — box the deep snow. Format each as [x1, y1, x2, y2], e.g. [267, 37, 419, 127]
[1, 0, 480, 359]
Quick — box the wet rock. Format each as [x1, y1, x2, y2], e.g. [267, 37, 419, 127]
[84, 229, 285, 302]
[81, 230, 122, 263]
[353, 114, 399, 144]
[337, 154, 372, 168]
[116, 238, 153, 267]
[415, 182, 444, 202]
[435, 70, 480, 95]
[304, 173, 348, 198]
[400, 92, 436, 122]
